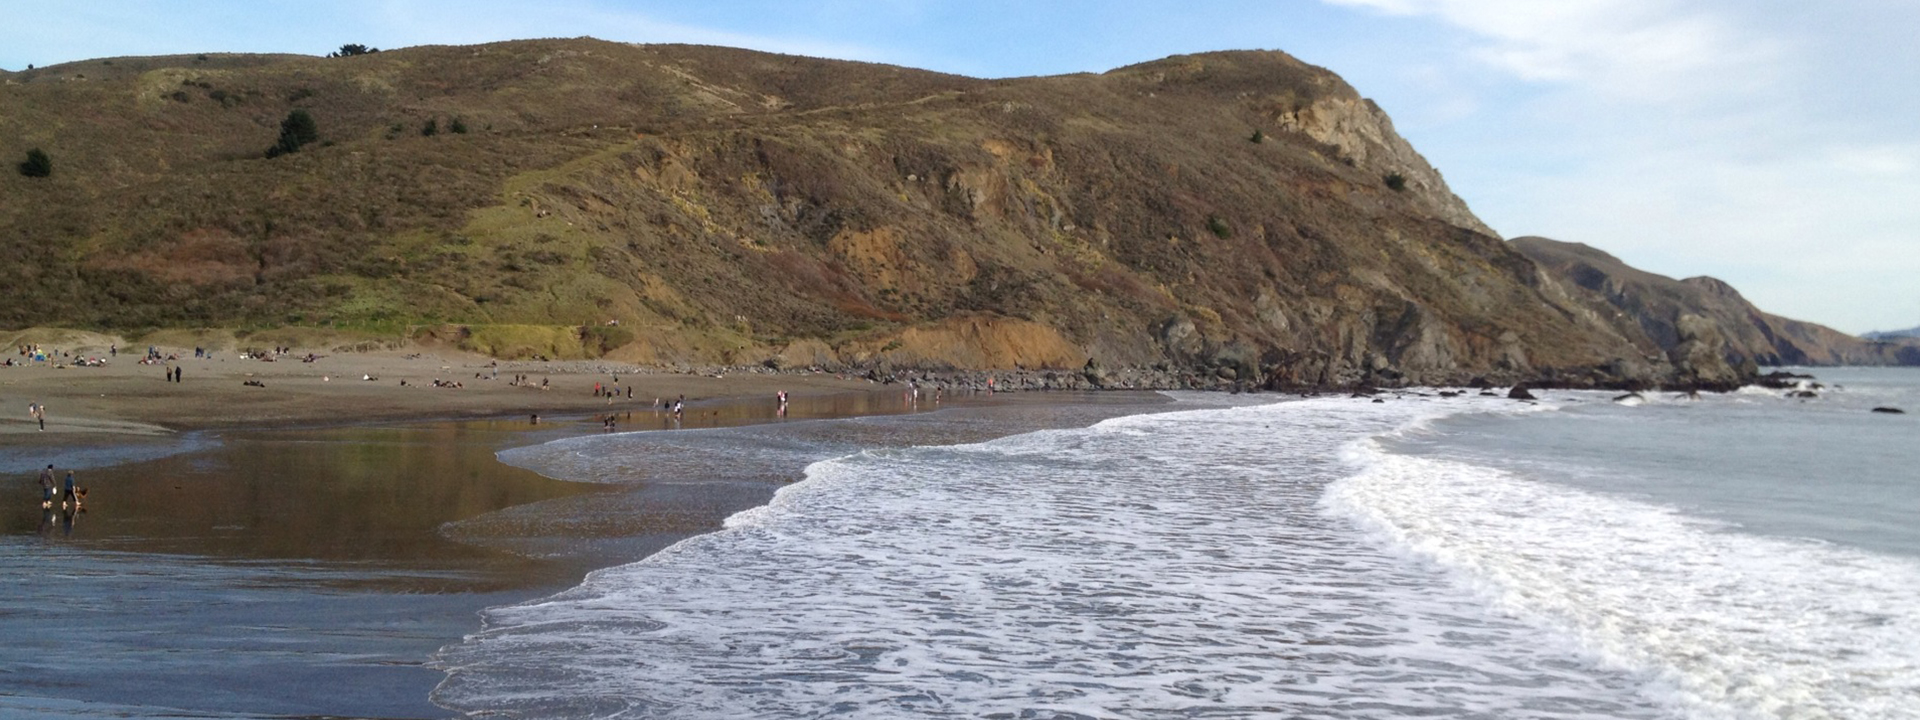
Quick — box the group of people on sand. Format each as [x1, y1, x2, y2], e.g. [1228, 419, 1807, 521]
[36, 464, 82, 511]
[593, 379, 634, 401]
[16, 343, 55, 362]
[13, 344, 99, 367]
[594, 389, 693, 432]
[138, 346, 180, 364]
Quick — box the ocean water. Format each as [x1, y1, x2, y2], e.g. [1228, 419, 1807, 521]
[1333, 368, 1920, 719]
[435, 370, 1919, 719]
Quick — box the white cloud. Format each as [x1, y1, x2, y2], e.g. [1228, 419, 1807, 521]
[1322, 0, 1780, 103]
[1321, 0, 1920, 332]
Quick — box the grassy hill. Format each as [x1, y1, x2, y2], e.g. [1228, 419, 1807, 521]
[1, 38, 1726, 385]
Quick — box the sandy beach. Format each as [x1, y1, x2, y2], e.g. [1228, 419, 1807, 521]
[1, 338, 886, 440]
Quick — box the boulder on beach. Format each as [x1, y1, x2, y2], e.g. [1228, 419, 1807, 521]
[1508, 385, 1537, 400]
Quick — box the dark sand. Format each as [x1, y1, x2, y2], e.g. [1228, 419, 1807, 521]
[2, 387, 1172, 718]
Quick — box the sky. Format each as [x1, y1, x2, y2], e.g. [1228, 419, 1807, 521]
[3, 1, 1914, 334]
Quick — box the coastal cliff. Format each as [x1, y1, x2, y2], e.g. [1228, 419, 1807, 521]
[0, 39, 1889, 388]
[1511, 237, 1920, 378]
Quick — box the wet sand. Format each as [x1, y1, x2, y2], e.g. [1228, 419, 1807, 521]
[1, 385, 1175, 718]
[0, 344, 880, 439]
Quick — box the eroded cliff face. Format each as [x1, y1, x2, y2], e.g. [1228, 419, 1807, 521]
[1270, 94, 1496, 238]
[0, 40, 1732, 387]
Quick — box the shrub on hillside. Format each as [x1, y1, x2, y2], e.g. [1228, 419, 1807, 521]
[450, 117, 469, 134]
[17, 148, 52, 177]
[1206, 215, 1232, 239]
[1384, 172, 1407, 192]
[582, 324, 635, 356]
[266, 109, 319, 158]
[330, 44, 380, 58]
[421, 118, 439, 137]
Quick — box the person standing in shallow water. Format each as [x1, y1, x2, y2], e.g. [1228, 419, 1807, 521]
[62, 471, 78, 509]
[38, 464, 55, 509]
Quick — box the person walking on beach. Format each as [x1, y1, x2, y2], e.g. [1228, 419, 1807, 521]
[38, 465, 55, 509]
[29, 402, 45, 431]
[62, 471, 78, 509]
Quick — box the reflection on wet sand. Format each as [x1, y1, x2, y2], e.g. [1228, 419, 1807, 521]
[1, 388, 993, 586]
[6, 420, 593, 592]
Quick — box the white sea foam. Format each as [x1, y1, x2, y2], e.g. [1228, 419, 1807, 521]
[435, 398, 1667, 719]
[1325, 431, 1920, 719]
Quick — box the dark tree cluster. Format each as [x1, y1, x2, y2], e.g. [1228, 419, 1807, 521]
[17, 148, 51, 177]
[329, 44, 380, 57]
[420, 117, 470, 136]
[265, 109, 319, 158]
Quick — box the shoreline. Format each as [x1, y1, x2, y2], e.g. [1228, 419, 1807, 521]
[1, 341, 1195, 441]
[3, 376, 1178, 718]
[0, 345, 903, 439]
[3, 332, 1855, 443]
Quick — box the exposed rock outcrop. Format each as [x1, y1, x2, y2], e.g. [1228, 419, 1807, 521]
[1269, 93, 1495, 237]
